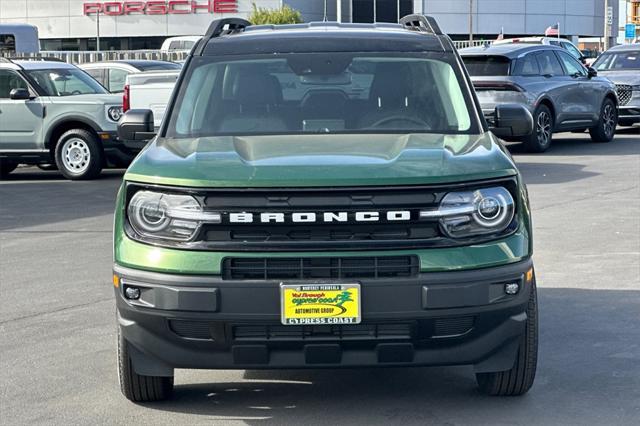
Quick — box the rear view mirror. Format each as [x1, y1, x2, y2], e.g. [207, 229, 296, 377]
[9, 88, 31, 100]
[118, 109, 156, 141]
[489, 104, 534, 138]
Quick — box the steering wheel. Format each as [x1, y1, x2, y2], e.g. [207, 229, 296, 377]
[369, 115, 430, 129]
[71, 90, 82, 95]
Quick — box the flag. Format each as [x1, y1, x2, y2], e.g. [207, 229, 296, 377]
[496, 27, 504, 41]
[545, 23, 559, 37]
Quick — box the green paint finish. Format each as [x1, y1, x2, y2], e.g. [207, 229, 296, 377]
[114, 225, 531, 275]
[115, 131, 533, 275]
[124, 132, 518, 188]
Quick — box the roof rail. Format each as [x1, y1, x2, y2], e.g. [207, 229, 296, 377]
[399, 14, 443, 36]
[194, 18, 252, 55]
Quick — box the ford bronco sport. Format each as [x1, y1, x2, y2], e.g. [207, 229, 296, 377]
[114, 16, 538, 401]
[0, 58, 129, 180]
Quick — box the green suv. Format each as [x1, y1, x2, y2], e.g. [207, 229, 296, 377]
[0, 58, 129, 180]
[114, 16, 538, 401]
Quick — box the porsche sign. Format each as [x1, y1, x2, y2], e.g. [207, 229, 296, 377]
[83, 1, 238, 15]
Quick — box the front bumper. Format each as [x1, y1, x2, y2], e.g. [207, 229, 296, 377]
[98, 131, 138, 166]
[618, 105, 640, 123]
[114, 258, 534, 376]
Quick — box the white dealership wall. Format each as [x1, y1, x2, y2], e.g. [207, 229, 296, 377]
[0, 0, 281, 39]
[0, 0, 616, 40]
[416, 0, 616, 38]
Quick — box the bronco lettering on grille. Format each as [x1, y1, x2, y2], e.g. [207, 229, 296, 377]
[227, 211, 412, 224]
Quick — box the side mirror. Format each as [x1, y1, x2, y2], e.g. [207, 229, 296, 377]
[118, 109, 156, 141]
[489, 104, 534, 138]
[9, 88, 31, 100]
[587, 67, 598, 78]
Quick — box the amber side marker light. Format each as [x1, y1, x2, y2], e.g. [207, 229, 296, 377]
[525, 268, 534, 284]
[113, 274, 120, 288]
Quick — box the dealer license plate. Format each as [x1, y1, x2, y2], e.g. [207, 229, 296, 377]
[280, 283, 361, 325]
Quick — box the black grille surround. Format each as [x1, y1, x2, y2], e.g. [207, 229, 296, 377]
[124, 177, 519, 252]
[167, 318, 476, 342]
[222, 255, 419, 280]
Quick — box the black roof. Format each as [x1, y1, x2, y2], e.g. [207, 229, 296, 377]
[197, 17, 452, 56]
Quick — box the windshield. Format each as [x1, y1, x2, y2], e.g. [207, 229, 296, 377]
[166, 53, 475, 138]
[462, 56, 511, 76]
[26, 68, 108, 96]
[594, 51, 640, 70]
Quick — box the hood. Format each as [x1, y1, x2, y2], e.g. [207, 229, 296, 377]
[47, 93, 122, 105]
[597, 70, 640, 85]
[124, 133, 518, 188]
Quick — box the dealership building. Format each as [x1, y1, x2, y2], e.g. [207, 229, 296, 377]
[0, 0, 619, 50]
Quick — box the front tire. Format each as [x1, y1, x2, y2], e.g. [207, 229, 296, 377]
[118, 326, 173, 402]
[523, 105, 553, 153]
[589, 98, 617, 143]
[54, 129, 103, 180]
[476, 276, 538, 396]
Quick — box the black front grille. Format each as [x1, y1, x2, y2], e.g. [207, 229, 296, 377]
[433, 316, 474, 338]
[169, 320, 212, 340]
[126, 179, 518, 251]
[222, 256, 419, 280]
[233, 323, 414, 342]
[616, 84, 632, 106]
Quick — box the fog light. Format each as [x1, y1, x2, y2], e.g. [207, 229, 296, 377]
[504, 282, 519, 295]
[125, 286, 141, 300]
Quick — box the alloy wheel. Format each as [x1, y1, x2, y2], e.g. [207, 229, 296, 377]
[602, 104, 616, 138]
[536, 111, 551, 146]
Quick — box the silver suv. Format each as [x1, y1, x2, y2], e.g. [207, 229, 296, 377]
[0, 58, 127, 179]
[460, 44, 618, 152]
[592, 43, 640, 128]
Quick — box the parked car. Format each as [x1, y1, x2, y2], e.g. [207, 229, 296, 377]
[460, 44, 618, 152]
[592, 43, 640, 128]
[160, 36, 201, 52]
[80, 60, 181, 93]
[119, 70, 181, 149]
[494, 36, 586, 64]
[114, 15, 538, 402]
[0, 23, 40, 54]
[0, 58, 131, 179]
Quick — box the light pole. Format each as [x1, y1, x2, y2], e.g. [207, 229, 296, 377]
[96, 9, 101, 52]
[469, 0, 474, 42]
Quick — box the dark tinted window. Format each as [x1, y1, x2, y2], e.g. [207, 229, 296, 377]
[594, 51, 640, 70]
[462, 56, 511, 76]
[0, 34, 16, 53]
[512, 54, 540, 76]
[535, 51, 564, 76]
[0, 69, 28, 98]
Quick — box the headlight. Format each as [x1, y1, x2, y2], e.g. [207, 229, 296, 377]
[107, 106, 123, 122]
[127, 191, 220, 241]
[420, 187, 515, 238]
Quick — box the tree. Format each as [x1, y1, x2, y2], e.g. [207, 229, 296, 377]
[248, 3, 303, 25]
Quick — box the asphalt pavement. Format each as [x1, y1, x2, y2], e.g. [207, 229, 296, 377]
[1, 130, 639, 425]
